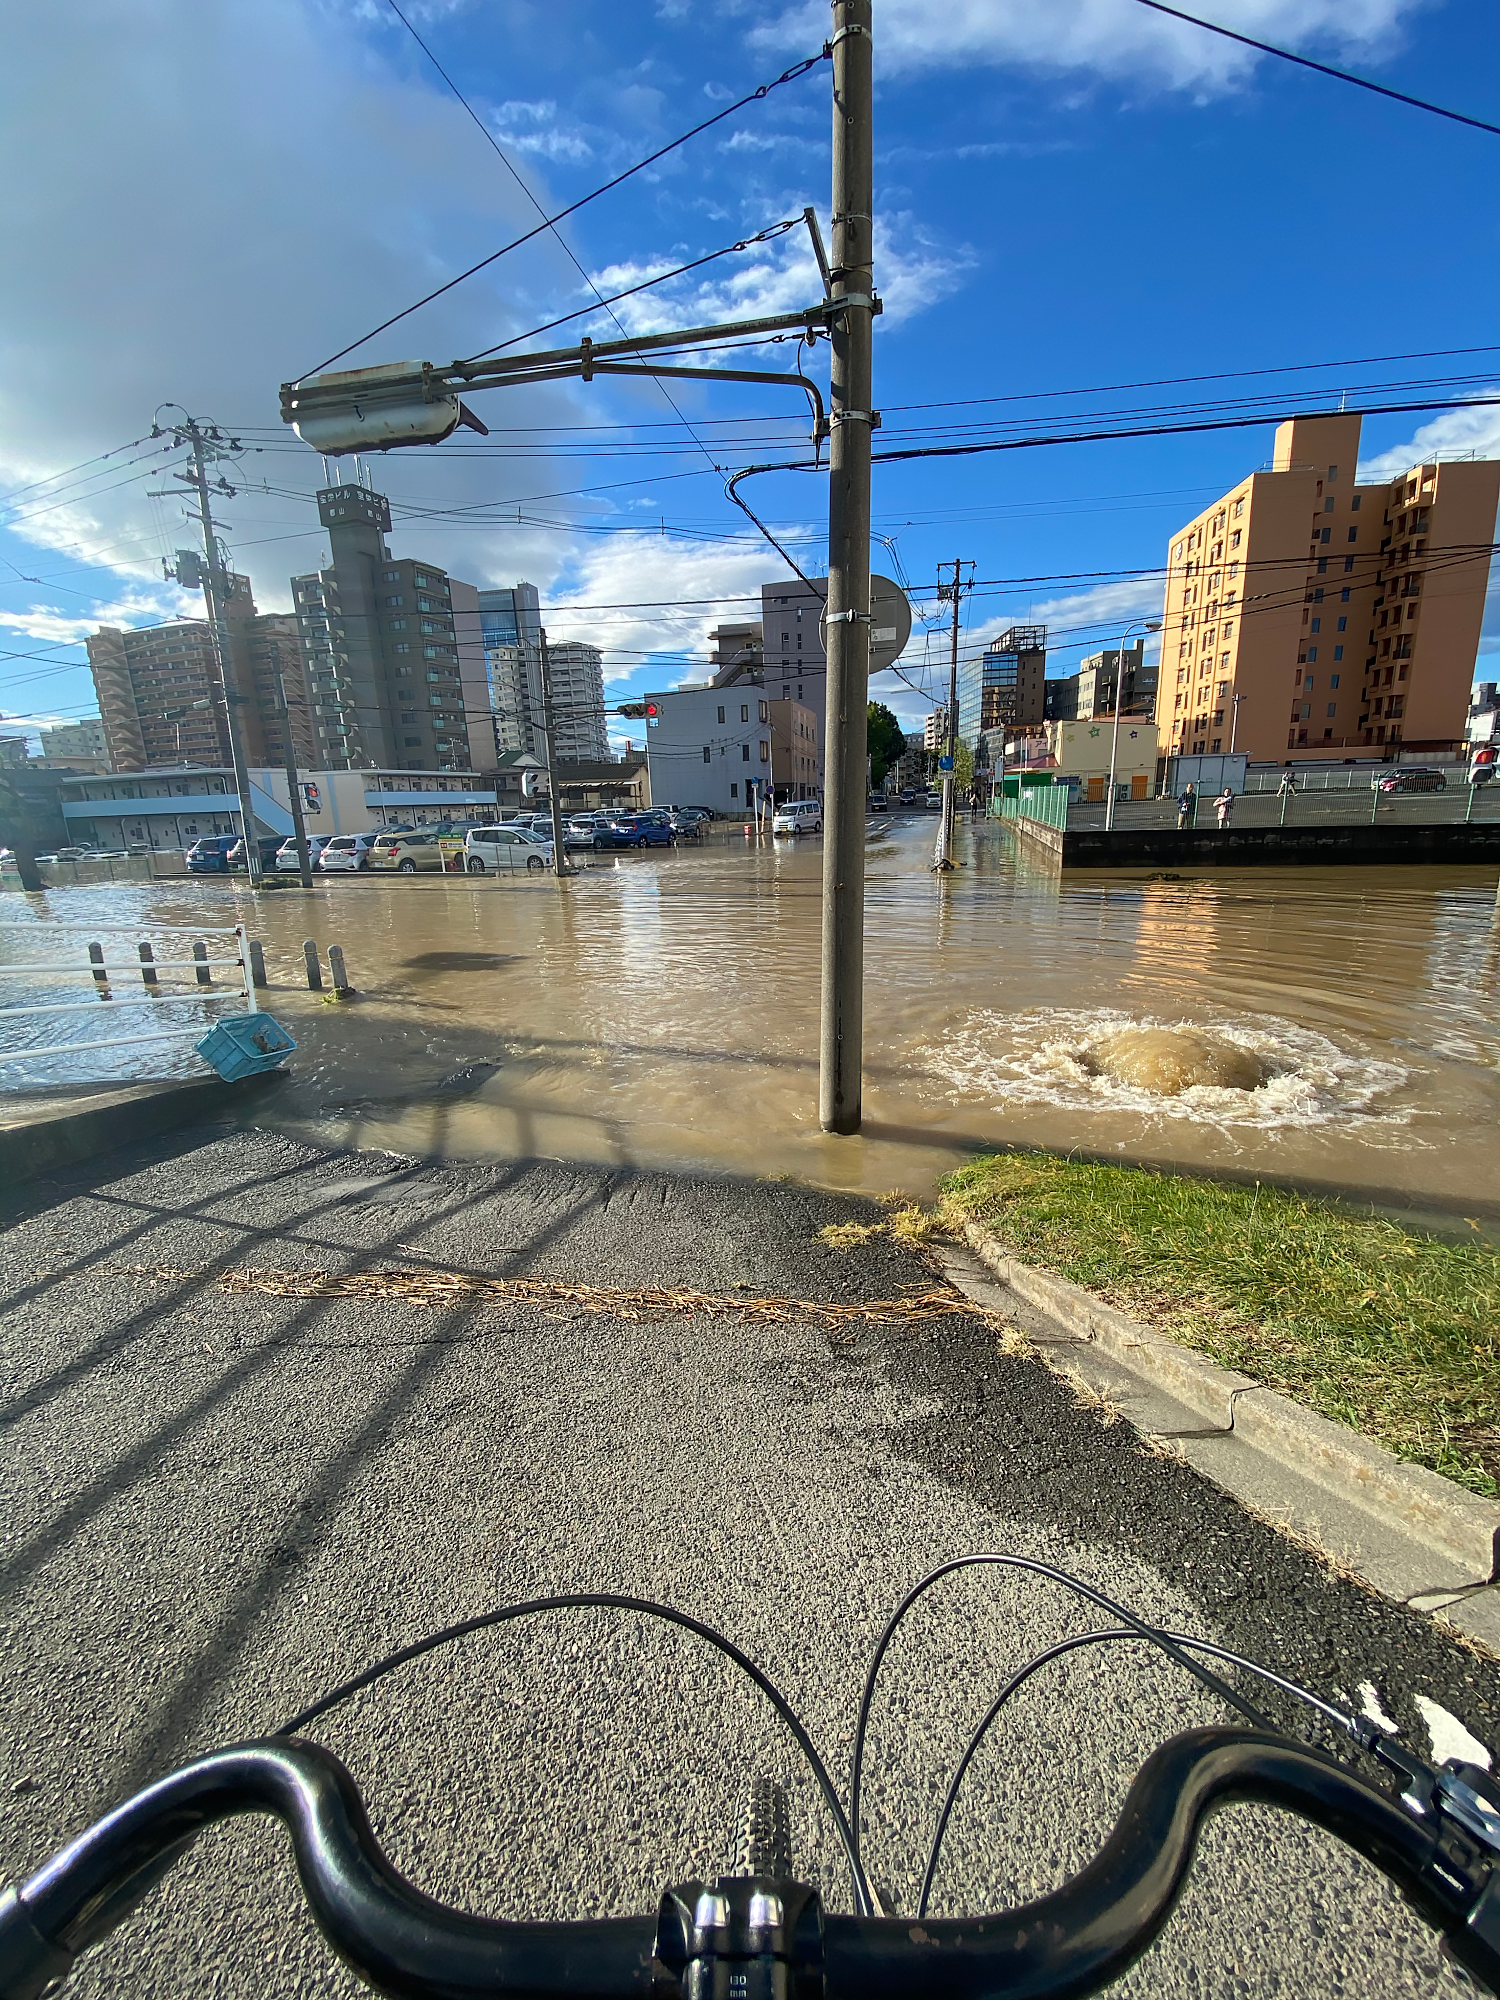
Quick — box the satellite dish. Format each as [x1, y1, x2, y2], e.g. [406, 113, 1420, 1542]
[819, 573, 912, 672]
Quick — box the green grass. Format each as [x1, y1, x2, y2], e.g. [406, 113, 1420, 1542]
[938, 1152, 1500, 1500]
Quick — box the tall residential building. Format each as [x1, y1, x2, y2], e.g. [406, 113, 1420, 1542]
[479, 584, 544, 759]
[542, 640, 608, 762]
[87, 573, 316, 773]
[1161, 412, 1500, 764]
[923, 709, 948, 752]
[291, 479, 491, 772]
[957, 626, 1046, 747]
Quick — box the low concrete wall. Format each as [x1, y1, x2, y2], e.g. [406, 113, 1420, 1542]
[1000, 814, 1065, 861]
[2, 1073, 281, 1184]
[1038, 820, 1500, 869]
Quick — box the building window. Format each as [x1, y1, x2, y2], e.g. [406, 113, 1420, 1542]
[1344, 557, 1355, 573]
[1327, 704, 1337, 719]
[1351, 495, 1362, 511]
[1307, 647, 1317, 662]
[384, 570, 399, 581]
[1328, 465, 1338, 482]
[741, 743, 750, 761]
[703, 746, 712, 763]
[1312, 587, 1324, 602]
[1337, 617, 1347, 631]
[1317, 558, 1328, 573]
[1211, 738, 1222, 752]
[1347, 529, 1358, 543]
[1310, 618, 1320, 633]
[404, 734, 422, 746]
[759, 701, 769, 723]
[1320, 528, 1332, 544]
[730, 782, 739, 799]
[1324, 498, 1335, 513]
[740, 705, 750, 723]
[1330, 674, 1340, 689]
[717, 705, 725, 723]
[384, 595, 403, 607]
[759, 740, 770, 761]
[1341, 588, 1351, 602]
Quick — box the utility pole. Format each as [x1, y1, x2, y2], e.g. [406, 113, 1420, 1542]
[160, 416, 264, 884]
[272, 662, 315, 887]
[934, 558, 973, 871]
[819, 0, 874, 1136]
[537, 629, 573, 878]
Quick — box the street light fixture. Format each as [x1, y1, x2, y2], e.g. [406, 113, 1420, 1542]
[1104, 619, 1162, 833]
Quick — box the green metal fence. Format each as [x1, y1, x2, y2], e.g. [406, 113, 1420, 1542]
[995, 783, 1069, 832]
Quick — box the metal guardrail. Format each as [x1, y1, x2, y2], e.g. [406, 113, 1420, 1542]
[0, 922, 255, 1065]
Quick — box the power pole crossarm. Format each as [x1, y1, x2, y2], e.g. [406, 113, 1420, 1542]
[818, 0, 874, 1136]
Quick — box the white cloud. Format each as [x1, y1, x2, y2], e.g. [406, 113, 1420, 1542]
[0, 590, 192, 649]
[545, 528, 819, 688]
[1357, 395, 1500, 482]
[0, 0, 594, 615]
[753, 0, 1421, 93]
[489, 100, 596, 162]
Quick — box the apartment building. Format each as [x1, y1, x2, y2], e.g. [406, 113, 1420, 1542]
[87, 573, 315, 774]
[544, 640, 608, 762]
[479, 584, 544, 759]
[957, 626, 1046, 747]
[37, 719, 108, 763]
[923, 709, 948, 752]
[291, 479, 491, 773]
[1161, 412, 1500, 765]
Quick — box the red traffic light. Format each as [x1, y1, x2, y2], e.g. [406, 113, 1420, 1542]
[644, 701, 659, 717]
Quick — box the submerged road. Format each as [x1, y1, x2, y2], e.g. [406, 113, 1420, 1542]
[1, 1123, 1497, 1996]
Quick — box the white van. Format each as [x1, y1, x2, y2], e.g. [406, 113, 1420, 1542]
[771, 799, 823, 835]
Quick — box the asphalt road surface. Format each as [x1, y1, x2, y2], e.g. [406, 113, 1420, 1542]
[2, 1124, 1497, 1997]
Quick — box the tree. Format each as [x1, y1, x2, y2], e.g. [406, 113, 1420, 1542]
[866, 701, 905, 789]
[952, 740, 974, 794]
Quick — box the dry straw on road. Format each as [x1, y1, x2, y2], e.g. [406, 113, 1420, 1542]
[122, 1264, 1008, 1347]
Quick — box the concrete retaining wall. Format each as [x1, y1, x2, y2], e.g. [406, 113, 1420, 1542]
[1003, 817, 1500, 869]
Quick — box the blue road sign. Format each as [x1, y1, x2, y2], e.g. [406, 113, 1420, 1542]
[938, 755, 954, 771]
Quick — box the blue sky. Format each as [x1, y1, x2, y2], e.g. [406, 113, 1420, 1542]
[3, 0, 1498, 750]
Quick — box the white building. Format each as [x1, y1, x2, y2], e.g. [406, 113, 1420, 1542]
[923, 708, 948, 752]
[642, 687, 774, 815]
[38, 718, 109, 762]
[545, 640, 608, 762]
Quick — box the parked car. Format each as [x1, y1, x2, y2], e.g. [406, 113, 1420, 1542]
[669, 809, 709, 839]
[591, 814, 674, 851]
[317, 833, 378, 872]
[867, 795, 887, 811]
[226, 835, 284, 871]
[274, 835, 334, 872]
[1377, 767, 1447, 794]
[922, 791, 943, 810]
[562, 817, 600, 853]
[369, 830, 446, 873]
[186, 835, 239, 874]
[463, 825, 554, 872]
[772, 798, 824, 836]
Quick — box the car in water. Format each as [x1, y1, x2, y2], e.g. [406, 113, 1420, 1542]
[772, 798, 824, 835]
[669, 808, 709, 840]
[226, 835, 285, 872]
[1376, 767, 1447, 794]
[463, 825, 554, 873]
[369, 830, 445, 873]
[274, 835, 334, 872]
[186, 835, 239, 874]
[317, 833, 377, 872]
[591, 814, 674, 851]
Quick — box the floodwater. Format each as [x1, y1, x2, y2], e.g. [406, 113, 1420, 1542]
[4, 818, 1500, 1216]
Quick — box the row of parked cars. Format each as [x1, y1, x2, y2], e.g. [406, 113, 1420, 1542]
[182, 807, 725, 879]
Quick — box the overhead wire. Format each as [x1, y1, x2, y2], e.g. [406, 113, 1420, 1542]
[299, 36, 830, 377]
[1132, 0, 1500, 138]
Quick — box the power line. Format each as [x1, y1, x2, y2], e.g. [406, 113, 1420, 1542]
[300, 39, 830, 378]
[1133, 0, 1500, 138]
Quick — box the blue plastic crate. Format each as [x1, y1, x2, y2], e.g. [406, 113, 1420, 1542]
[195, 1010, 297, 1081]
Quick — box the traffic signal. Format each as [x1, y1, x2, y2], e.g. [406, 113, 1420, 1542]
[617, 702, 646, 719]
[645, 701, 660, 728]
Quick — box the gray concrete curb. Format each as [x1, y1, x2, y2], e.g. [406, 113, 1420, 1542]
[961, 1220, 1500, 1583]
[1, 1073, 281, 1186]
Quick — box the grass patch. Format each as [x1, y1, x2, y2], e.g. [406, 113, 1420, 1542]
[938, 1152, 1500, 1500]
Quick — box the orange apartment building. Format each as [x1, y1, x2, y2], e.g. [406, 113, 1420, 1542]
[1161, 412, 1499, 765]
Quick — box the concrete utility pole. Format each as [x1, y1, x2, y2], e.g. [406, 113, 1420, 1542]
[934, 558, 973, 871]
[272, 663, 315, 887]
[819, 0, 874, 1136]
[537, 629, 572, 877]
[171, 419, 263, 884]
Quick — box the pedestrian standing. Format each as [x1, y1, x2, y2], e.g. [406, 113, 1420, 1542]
[1176, 781, 1197, 831]
[1215, 786, 1235, 829]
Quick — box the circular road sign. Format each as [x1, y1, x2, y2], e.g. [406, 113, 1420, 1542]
[819, 572, 912, 673]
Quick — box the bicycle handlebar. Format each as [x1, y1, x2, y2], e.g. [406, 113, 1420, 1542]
[4, 1726, 1498, 1999]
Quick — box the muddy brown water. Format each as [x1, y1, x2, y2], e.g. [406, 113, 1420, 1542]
[3, 819, 1499, 1216]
